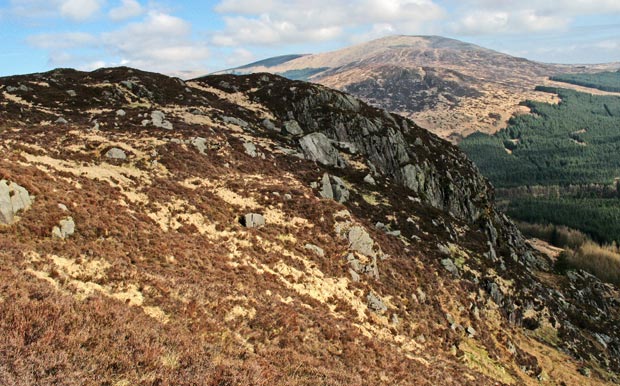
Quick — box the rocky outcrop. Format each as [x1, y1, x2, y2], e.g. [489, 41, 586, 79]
[0, 180, 32, 225]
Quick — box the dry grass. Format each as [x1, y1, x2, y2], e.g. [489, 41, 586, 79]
[558, 242, 620, 285]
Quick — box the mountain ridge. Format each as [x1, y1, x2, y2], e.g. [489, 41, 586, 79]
[220, 35, 619, 141]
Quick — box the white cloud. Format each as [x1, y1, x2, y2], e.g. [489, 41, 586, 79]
[101, 11, 209, 72]
[109, 0, 143, 21]
[212, 0, 445, 46]
[8, 0, 103, 21]
[27, 32, 97, 49]
[59, 0, 103, 21]
[452, 9, 569, 35]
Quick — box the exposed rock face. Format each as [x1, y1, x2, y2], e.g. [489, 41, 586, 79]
[0, 180, 32, 225]
[299, 133, 346, 168]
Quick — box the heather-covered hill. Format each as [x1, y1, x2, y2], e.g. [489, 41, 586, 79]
[0, 67, 618, 385]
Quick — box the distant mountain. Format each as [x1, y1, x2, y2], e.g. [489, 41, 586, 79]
[220, 35, 618, 141]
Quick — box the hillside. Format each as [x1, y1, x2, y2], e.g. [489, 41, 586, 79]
[0, 67, 619, 385]
[460, 85, 620, 245]
[220, 35, 617, 141]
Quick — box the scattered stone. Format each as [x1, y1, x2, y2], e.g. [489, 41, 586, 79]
[349, 269, 360, 282]
[299, 132, 346, 168]
[364, 174, 376, 185]
[191, 137, 208, 154]
[243, 141, 263, 158]
[52, 217, 75, 239]
[304, 243, 325, 257]
[116, 109, 126, 117]
[0, 180, 33, 225]
[105, 147, 127, 160]
[441, 258, 460, 277]
[262, 118, 277, 131]
[283, 120, 304, 136]
[55, 117, 68, 124]
[66, 90, 77, 97]
[367, 292, 387, 312]
[391, 314, 400, 325]
[578, 367, 591, 378]
[487, 282, 504, 305]
[222, 116, 249, 128]
[284, 193, 292, 200]
[242, 213, 265, 228]
[330, 176, 349, 203]
[348, 226, 375, 257]
[58, 203, 68, 211]
[466, 326, 476, 337]
[151, 110, 173, 130]
[319, 173, 334, 200]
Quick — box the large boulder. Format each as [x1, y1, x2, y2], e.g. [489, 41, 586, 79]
[299, 133, 346, 168]
[0, 180, 33, 225]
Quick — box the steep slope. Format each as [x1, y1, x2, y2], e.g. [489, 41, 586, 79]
[0, 68, 618, 385]
[221, 35, 618, 141]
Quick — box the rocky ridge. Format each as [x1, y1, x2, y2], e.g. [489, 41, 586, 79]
[0, 67, 618, 384]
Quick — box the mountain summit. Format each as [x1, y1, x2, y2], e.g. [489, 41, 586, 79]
[222, 35, 611, 140]
[0, 67, 619, 384]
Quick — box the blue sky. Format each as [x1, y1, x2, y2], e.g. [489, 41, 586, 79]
[1, 0, 619, 77]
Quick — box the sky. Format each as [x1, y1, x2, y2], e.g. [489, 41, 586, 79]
[1, 0, 620, 77]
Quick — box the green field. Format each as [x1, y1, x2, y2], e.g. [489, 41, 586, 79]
[460, 84, 620, 243]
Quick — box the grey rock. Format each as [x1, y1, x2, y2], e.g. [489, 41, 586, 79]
[283, 120, 304, 136]
[299, 132, 345, 168]
[349, 268, 360, 282]
[191, 137, 208, 155]
[105, 147, 127, 160]
[367, 292, 387, 313]
[348, 226, 375, 257]
[55, 117, 68, 124]
[116, 109, 126, 117]
[441, 258, 459, 277]
[364, 174, 376, 185]
[243, 213, 265, 228]
[487, 282, 504, 305]
[304, 243, 325, 257]
[0, 180, 32, 225]
[284, 193, 292, 200]
[58, 203, 68, 211]
[151, 110, 173, 130]
[222, 116, 248, 128]
[66, 90, 77, 97]
[52, 217, 75, 239]
[466, 326, 476, 337]
[319, 173, 334, 200]
[243, 141, 263, 158]
[262, 118, 277, 131]
[330, 176, 349, 203]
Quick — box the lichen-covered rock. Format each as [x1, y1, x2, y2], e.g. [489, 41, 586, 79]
[0, 180, 32, 225]
[319, 173, 334, 200]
